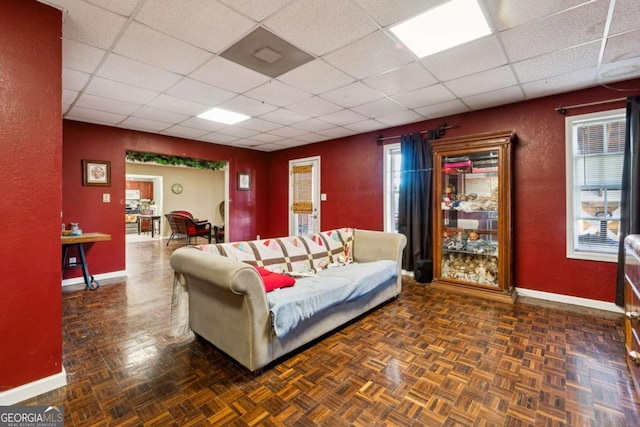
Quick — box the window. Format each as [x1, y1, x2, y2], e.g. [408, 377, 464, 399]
[384, 143, 401, 232]
[566, 109, 625, 262]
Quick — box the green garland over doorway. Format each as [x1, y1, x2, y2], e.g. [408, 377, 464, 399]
[126, 151, 226, 171]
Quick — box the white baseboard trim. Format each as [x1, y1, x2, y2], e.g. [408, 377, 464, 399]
[0, 368, 67, 405]
[61, 270, 127, 287]
[517, 288, 624, 314]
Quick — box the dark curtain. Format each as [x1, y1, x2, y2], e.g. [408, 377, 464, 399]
[615, 96, 640, 306]
[398, 131, 439, 272]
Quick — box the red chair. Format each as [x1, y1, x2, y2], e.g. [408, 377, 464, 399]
[165, 212, 212, 246]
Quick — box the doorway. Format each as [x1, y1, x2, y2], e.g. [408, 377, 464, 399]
[125, 174, 163, 243]
[289, 156, 321, 236]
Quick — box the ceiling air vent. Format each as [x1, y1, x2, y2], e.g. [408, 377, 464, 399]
[220, 27, 314, 78]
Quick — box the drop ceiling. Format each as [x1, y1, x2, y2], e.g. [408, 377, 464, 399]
[43, 0, 640, 152]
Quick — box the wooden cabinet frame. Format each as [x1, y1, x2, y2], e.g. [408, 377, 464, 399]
[430, 130, 517, 303]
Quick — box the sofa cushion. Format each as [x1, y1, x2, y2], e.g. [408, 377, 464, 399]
[254, 266, 296, 292]
[266, 260, 397, 338]
[196, 228, 354, 274]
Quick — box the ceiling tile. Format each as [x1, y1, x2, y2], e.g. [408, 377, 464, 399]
[376, 110, 423, 127]
[136, 0, 254, 53]
[217, 0, 290, 22]
[352, 0, 433, 27]
[364, 62, 437, 96]
[114, 22, 212, 75]
[483, 0, 587, 31]
[257, 108, 309, 125]
[278, 59, 355, 94]
[199, 132, 239, 144]
[85, 0, 139, 16]
[216, 126, 259, 138]
[264, 0, 378, 56]
[599, 57, 640, 83]
[250, 143, 283, 151]
[609, 0, 640, 35]
[500, 0, 609, 62]
[189, 56, 270, 93]
[62, 39, 106, 73]
[287, 96, 343, 117]
[320, 82, 384, 108]
[392, 84, 456, 109]
[268, 126, 308, 138]
[512, 42, 600, 83]
[178, 117, 227, 132]
[244, 81, 311, 107]
[344, 119, 386, 133]
[84, 76, 159, 104]
[295, 133, 327, 143]
[74, 93, 140, 115]
[63, 89, 79, 105]
[291, 118, 335, 132]
[67, 105, 126, 124]
[414, 100, 469, 119]
[316, 126, 357, 139]
[237, 118, 282, 132]
[146, 94, 209, 116]
[97, 54, 183, 92]
[132, 106, 190, 124]
[317, 109, 368, 126]
[119, 116, 171, 132]
[522, 68, 597, 99]
[603, 29, 640, 64]
[58, 0, 127, 49]
[62, 67, 90, 91]
[219, 95, 278, 117]
[351, 98, 407, 118]
[161, 125, 209, 139]
[324, 31, 415, 79]
[462, 86, 525, 110]
[445, 65, 518, 98]
[166, 78, 236, 106]
[246, 133, 282, 143]
[421, 35, 508, 81]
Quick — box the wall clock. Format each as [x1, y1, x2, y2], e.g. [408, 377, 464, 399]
[171, 183, 183, 194]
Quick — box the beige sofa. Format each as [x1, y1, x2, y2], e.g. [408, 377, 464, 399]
[169, 228, 407, 373]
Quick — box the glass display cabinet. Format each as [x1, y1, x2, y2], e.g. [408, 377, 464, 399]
[431, 130, 517, 303]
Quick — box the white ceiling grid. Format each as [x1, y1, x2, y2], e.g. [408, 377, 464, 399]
[37, 0, 640, 151]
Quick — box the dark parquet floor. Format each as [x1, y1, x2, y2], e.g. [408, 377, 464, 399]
[23, 239, 640, 426]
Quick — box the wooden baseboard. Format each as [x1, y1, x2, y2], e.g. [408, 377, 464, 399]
[428, 281, 517, 304]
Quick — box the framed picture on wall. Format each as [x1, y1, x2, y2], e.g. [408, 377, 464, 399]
[83, 159, 111, 186]
[238, 172, 251, 190]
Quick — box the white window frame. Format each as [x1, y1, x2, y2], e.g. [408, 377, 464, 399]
[565, 108, 625, 262]
[383, 143, 401, 233]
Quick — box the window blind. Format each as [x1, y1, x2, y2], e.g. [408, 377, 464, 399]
[572, 115, 624, 253]
[292, 164, 313, 214]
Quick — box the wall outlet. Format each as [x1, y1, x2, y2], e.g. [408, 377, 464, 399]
[103, 193, 110, 202]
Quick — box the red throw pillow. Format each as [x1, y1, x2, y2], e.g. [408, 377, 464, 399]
[254, 266, 295, 292]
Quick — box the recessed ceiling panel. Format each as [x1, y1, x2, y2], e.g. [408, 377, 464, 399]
[220, 27, 314, 78]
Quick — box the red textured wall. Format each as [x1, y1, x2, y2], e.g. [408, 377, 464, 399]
[267, 80, 640, 303]
[0, 0, 62, 391]
[62, 121, 269, 279]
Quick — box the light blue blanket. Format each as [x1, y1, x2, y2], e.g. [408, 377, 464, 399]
[266, 260, 398, 337]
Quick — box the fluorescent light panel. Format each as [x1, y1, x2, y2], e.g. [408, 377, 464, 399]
[198, 107, 250, 125]
[390, 0, 491, 58]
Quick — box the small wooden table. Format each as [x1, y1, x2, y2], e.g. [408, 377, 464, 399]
[138, 215, 161, 238]
[62, 232, 111, 290]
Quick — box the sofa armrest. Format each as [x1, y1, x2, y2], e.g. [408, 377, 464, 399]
[352, 229, 407, 265]
[170, 247, 272, 371]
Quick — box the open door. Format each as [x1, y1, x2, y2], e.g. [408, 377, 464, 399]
[289, 156, 320, 236]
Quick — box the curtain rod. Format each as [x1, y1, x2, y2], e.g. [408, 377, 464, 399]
[376, 123, 458, 145]
[555, 97, 626, 114]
